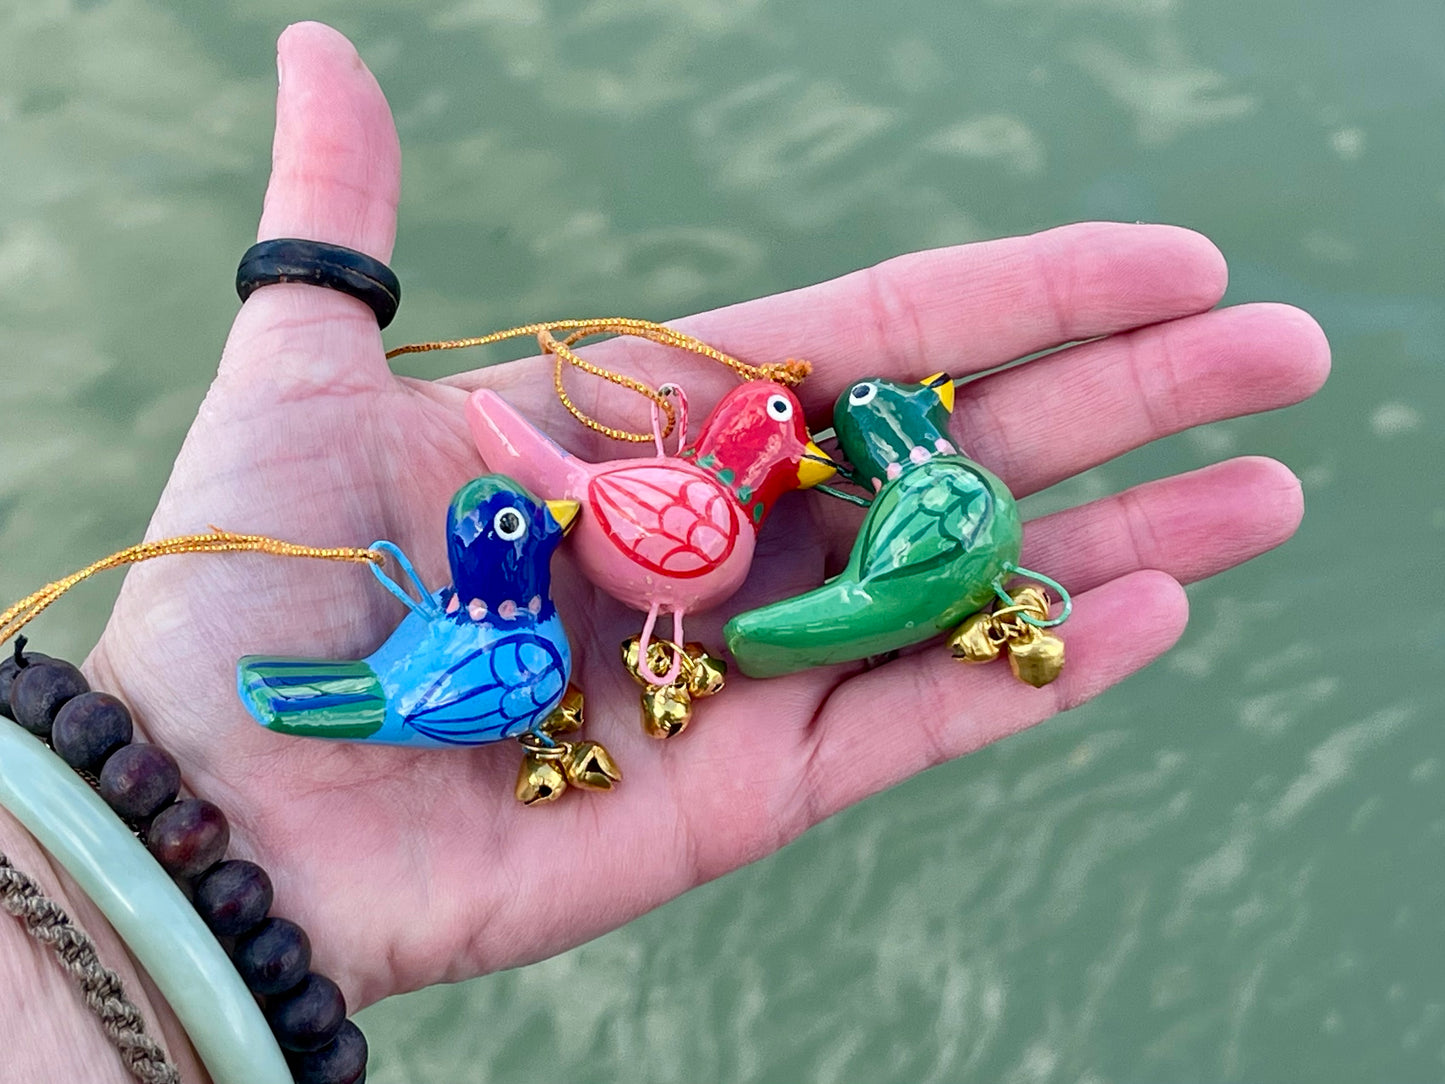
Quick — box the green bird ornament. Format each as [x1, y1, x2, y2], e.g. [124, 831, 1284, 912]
[725, 373, 1065, 680]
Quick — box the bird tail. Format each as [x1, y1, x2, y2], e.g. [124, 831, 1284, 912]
[467, 389, 589, 498]
[237, 657, 387, 739]
[725, 580, 894, 679]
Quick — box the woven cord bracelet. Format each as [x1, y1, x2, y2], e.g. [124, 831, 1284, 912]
[0, 851, 181, 1084]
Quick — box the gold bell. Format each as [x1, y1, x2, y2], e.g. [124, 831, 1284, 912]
[621, 636, 645, 681]
[683, 644, 727, 698]
[516, 751, 569, 805]
[949, 611, 1005, 663]
[562, 741, 623, 790]
[1005, 626, 1066, 688]
[642, 682, 693, 739]
[541, 684, 585, 736]
[1006, 585, 1051, 621]
[622, 636, 675, 685]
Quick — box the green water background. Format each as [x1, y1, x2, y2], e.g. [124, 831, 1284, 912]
[0, 1, 1441, 1080]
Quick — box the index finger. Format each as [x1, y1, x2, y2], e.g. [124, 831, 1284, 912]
[437, 221, 1226, 434]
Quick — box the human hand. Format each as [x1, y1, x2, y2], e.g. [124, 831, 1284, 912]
[83, 22, 1328, 1014]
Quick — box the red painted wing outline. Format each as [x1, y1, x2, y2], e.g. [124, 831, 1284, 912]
[589, 465, 740, 579]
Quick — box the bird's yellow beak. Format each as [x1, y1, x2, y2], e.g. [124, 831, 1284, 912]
[924, 372, 955, 414]
[545, 499, 581, 534]
[796, 440, 839, 489]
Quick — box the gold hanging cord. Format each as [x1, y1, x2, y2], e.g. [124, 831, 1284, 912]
[385, 317, 811, 444]
[0, 532, 381, 648]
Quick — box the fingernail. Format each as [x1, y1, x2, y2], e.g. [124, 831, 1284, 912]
[277, 27, 294, 87]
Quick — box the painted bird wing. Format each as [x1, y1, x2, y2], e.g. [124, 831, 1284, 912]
[857, 463, 993, 583]
[402, 631, 568, 744]
[588, 464, 740, 579]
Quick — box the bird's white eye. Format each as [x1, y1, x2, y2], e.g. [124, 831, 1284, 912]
[767, 393, 794, 422]
[492, 507, 528, 541]
[849, 382, 877, 406]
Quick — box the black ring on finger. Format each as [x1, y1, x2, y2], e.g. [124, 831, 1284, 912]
[236, 238, 401, 329]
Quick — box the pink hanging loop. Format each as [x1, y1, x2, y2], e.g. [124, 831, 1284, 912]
[636, 602, 685, 686]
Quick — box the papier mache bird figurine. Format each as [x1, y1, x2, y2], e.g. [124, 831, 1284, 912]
[725, 374, 1070, 686]
[468, 381, 837, 737]
[236, 474, 620, 805]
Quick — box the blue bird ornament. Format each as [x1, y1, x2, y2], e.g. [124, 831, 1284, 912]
[237, 474, 621, 804]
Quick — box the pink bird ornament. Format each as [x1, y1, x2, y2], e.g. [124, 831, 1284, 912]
[467, 377, 836, 729]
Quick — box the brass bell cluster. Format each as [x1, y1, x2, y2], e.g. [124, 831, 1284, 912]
[621, 637, 727, 739]
[948, 584, 1066, 688]
[514, 686, 623, 805]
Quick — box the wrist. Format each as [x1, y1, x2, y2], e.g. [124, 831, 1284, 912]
[85, 635, 385, 1008]
[1, 639, 303, 1084]
[0, 804, 210, 1084]
[75, 640, 371, 1081]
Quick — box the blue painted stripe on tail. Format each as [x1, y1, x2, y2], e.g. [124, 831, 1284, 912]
[249, 671, 374, 689]
[268, 692, 386, 714]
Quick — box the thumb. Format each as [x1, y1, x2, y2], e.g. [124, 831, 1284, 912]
[219, 22, 401, 391]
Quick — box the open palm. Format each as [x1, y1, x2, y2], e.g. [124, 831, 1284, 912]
[83, 23, 1327, 1013]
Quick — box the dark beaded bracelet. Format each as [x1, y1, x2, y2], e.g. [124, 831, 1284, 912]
[266, 973, 348, 1052]
[9, 656, 89, 738]
[195, 860, 274, 937]
[99, 744, 182, 821]
[236, 918, 312, 996]
[3, 637, 367, 1084]
[286, 1020, 368, 1084]
[148, 798, 231, 879]
[52, 692, 133, 772]
[0, 641, 51, 712]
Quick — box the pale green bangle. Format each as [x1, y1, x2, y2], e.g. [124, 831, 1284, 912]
[0, 716, 292, 1084]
